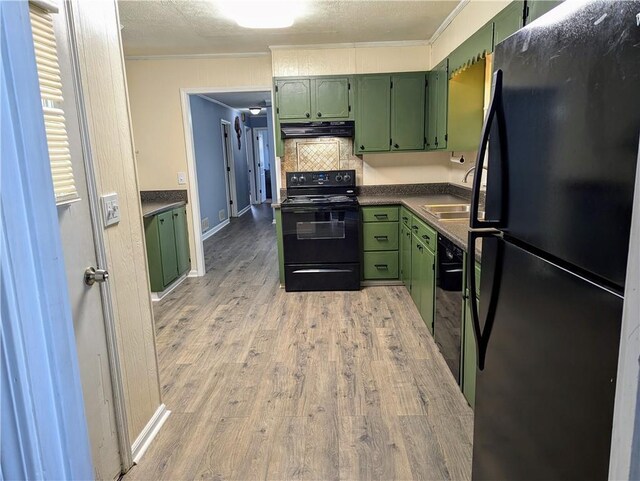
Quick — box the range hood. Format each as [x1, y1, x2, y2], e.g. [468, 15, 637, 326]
[280, 121, 354, 139]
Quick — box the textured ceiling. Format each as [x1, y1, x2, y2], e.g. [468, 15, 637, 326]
[200, 91, 272, 109]
[118, 1, 458, 57]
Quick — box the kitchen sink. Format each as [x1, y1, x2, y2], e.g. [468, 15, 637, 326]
[422, 203, 484, 221]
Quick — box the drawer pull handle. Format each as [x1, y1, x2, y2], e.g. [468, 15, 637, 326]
[412, 225, 418, 231]
[374, 235, 388, 241]
[374, 264, 389, 269]
[402, 216, 408, 221]
[422, 234, 430, 241]
[417, 244, 423, 251]
[374, 214, 389, 219]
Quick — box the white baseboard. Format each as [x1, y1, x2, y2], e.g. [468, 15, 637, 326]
[237, 205, 251, 217]
[131, 404, 170, 464]
[150, 273, 188, 302]
[202, 219, 230, 241]
[187, 268, 199, 278]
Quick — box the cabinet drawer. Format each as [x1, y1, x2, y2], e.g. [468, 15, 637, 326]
[362, 206, 399, 223]
[363, 223, 399, 251]
[410, 216, 437, 252]
[400, 206, 412, 227]
[363, 251, 399, 279]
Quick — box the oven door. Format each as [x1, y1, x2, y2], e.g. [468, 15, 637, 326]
[282, 205, 359, 265]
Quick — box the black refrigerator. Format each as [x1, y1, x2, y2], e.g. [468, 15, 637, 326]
[467, 2, 640, 480]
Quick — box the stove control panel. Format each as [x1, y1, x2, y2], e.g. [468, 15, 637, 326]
[287, 170, 356, 188]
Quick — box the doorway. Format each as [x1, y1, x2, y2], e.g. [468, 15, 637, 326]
[220, 120, 238, 217]
[253, 127, 270, 203]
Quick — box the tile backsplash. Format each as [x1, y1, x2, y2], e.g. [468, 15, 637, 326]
[281, 137, 363, 187]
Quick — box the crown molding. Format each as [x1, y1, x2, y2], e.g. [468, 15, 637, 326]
[269, 39, 430, 51]
[124, 51, 270, 61]
[428, 0, 470, 44]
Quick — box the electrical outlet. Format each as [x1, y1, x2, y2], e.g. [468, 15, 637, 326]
[201, 217, 209, 231]
[219, 210, 226, 221]
[101, 193, 120, 227]
[177, 172, 187, 185]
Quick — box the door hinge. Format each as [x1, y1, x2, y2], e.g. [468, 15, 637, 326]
[390, 80, 393, 88]
[425, 78, 428, 87]
[424, 136, 427, 146]
[229, 199, 233, 205]
[435, 136, 438, 146]
[524, 5, 530, 21]
[227, 166, 231, 172]
[276, 107, 279, 114]
[224, 132, 228, 138]
[389, 138, 392, 146]
[348, 105, 351, 112]
[445, 133, 448, 142]
[275, 85, 278, 93]
[348, 82, 351, 90]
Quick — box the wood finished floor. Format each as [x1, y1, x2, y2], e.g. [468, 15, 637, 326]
[124, 203, 473, 481]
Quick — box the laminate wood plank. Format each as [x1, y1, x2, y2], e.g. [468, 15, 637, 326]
[122, 205, 473, 481]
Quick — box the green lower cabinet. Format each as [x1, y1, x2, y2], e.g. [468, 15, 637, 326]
[363, 222, 399, 251]
[363, 251, 399, 279]
[144, 205, 191, 292]
[173, 206, 190, 275]
[400, 224, 412, 289]
[461, 253, 481, 408]
[410, 237, 435, 332]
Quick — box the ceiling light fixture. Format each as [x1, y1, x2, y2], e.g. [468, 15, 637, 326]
[218, 1, 305, 29]
[249, 107, 262, 115]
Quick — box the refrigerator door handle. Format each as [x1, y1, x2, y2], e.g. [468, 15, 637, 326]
[470, 69, 507, 229]
[467, 229, 504, 370]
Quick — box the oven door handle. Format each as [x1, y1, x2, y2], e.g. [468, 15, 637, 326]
[282, 206, 359, 214]
[292, 268, 355, 274]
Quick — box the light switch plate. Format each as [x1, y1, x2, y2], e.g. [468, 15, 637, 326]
[177, 172, 187, 185]
[101, 193, 120, 227]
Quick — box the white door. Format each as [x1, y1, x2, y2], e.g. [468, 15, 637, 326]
[55, 6, 123, 480]
[221, 121, 238, 216]
[245, 126, 258, 204]
[254, 128, 268, 203]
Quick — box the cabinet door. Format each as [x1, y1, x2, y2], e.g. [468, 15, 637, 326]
[400, 224, 413, 289]
[425, 70, 438, 149]
[313, 77, 350, 119]
[391, 73, 426, 151]
[172, 206, 190, 275]
[525, 0, 562, 25]
[355, 75, 391, 153]
[275, 79, 311, 120]
[493, 1, 524, 48]
[158, 210, 178, 287]
[435, 60, 448, 150]
[410, 239, 423, 308]
[420, 246, 435, 334]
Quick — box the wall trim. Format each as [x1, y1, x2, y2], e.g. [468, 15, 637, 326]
[202, 219, 230, 241]
[428, 0, 471, 44]
[125, 51, 270, 61]
[150, 273, 188, 302]
[269, 39, 430, 51]
[131, 404, 171, 464]
[237, 205, 251, 217]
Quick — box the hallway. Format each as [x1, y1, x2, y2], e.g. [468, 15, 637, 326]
[124, 203, 473, 481]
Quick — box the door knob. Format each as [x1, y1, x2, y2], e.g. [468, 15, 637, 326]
[394, 143, 399, 149]
[84, 266, 109, 286]
[317, 112, 322, 117]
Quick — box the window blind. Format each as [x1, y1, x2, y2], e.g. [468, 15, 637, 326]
[29, 3, 79, 204]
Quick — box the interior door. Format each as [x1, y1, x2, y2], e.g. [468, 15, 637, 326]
[255, 129, 268, 202]
[54, 5, 122, 479]
[245, 126, 258, 204]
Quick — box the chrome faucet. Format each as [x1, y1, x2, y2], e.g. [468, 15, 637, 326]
[463, 164, 488, 183]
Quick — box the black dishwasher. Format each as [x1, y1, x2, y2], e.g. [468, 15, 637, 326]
[434, 234, 464, 384]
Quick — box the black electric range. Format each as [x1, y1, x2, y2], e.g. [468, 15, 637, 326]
[281, 170, 360, 292]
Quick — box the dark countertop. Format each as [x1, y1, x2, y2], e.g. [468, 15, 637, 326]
[141, 200, 186, 218]
[359, 193, 480, 259]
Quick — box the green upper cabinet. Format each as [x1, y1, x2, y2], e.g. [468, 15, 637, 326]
[275, 76, 353, 122]
[524, 0, 562, 25]
[355, 75, 391, 153]
[390, 73, 426, 151]
[275, 78, 311, 120]
[312, 77, 351, 119]
[493, 1, 525, 49]
[426, 60, 448, 151]
[448, 22, 493, 76]
[173, 206, 190, 275]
